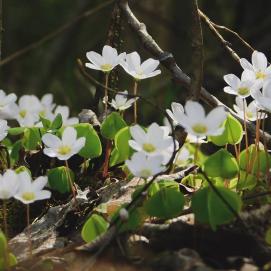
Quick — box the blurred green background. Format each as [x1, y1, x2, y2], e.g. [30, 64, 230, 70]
[1, 0, 271, 124]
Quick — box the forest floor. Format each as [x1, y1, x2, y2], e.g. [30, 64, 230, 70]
[8, 174, 271, 271]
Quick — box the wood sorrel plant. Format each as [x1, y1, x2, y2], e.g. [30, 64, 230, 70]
[1, 46, 271, 268]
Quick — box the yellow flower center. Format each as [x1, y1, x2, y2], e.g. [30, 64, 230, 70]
[100, 64, 113, 72]
[39, 110, 46, 117]
[246, 111, 253, 119]
[143, 143, 156, 153]
[238, 87, 250, 96]
[256, 71, 266, 79]
[19, 110, 27, 118]
[57, 145, 71, 155]
[135, 70, 144, 80]
[140, 169, 152, 178]
[192, 124, 207, 134]
[22, 192, 35, 201]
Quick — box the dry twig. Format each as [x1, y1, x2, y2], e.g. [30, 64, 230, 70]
[190, 0, 204, 100]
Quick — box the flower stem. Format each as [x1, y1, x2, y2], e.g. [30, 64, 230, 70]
[243, 99, 249, 172]
[26, 204, 32, 257]
[102, 140, 112, 178]
[3, 200, 10, 270]
[255, 111, 262, 182]
[65, 160, 80, 211]
[133, 81, 138, 123]
[3, 200, 8, 238]
[261, 114, 270, 183]
[194, 139, 199, 165]
[171, 149, 180, 174]
[104, 72, 109, 115]
[193, 139, 200, 184]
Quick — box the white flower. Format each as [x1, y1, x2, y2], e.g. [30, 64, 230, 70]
[164, 115, 206, 144]
[129, 123, 176, 164]
[240, 51, 271, 87]
[42, 126, 86, 160]
[233, 96, 266, 121]
[174, 100, 227, 137]
[14, 95, 41, 127]
[223, 73, 254, 98]
[120, 52, 161, 80]
[126, 152, 165, 178]
[0, 120, 9, 141]
[251, 80, 271, 113]
[0, 170, 20, 200]
[53, 106, 79, 126]
[0, 90, 17, 119]
[15, 171, 51, 204]
[86, 45, 125, 73]
[110, 90, 137, 111]
[174, 146, 192, 167]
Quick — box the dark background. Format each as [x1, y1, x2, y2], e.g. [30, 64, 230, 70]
[1, 0, 271, 124]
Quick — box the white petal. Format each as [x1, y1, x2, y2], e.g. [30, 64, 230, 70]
[141, 69, 161, 79]
[141, 58, 160, 74]
[252, 51, 267, 70]
[42, 133, 61, 148]
[223, 74, 240, 89]
[33, 176, 48, 191]
[4, 93, 17, 104]
[62, 127, 77, 145]
[85, 63, 102, 71]
[147, 123, 164, 140]
[35, 190, 51, 201]
[41, 94, 53, 106]
[128, 140, 143, 152]
[262, 80, 271, 98]
[224, 86, 237, 95]
[241, 70, 255, 81]
[172, 102, 184, 115]
[56, 153, 73, 161]
[64, 117, 79, 126]
[86, 51, 103, 66]
[256, 96, 271, 112]
[55, 106, 69, 120]
[235, 96, 246, 110]
[185, 101, 205, 120]
[72, 137, 86, 154]
[43, 148, 58, 158]
[130, 125, 146, 144]
[17, 171, 32, 191]
[102, 45, 117, 63]
[206, 107, 227, 130]
[240, 58, 254, 71]
[128, 52, 141, 70]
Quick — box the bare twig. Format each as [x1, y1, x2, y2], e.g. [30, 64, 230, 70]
[198, 9, 270, 66]
[198, 9, 240, 63]
[205, 14, 255, 53]
[190, 0, 204, 100]
[0, 0, 114, 67]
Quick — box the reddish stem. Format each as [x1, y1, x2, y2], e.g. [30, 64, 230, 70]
[102, 140, 112, 178]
